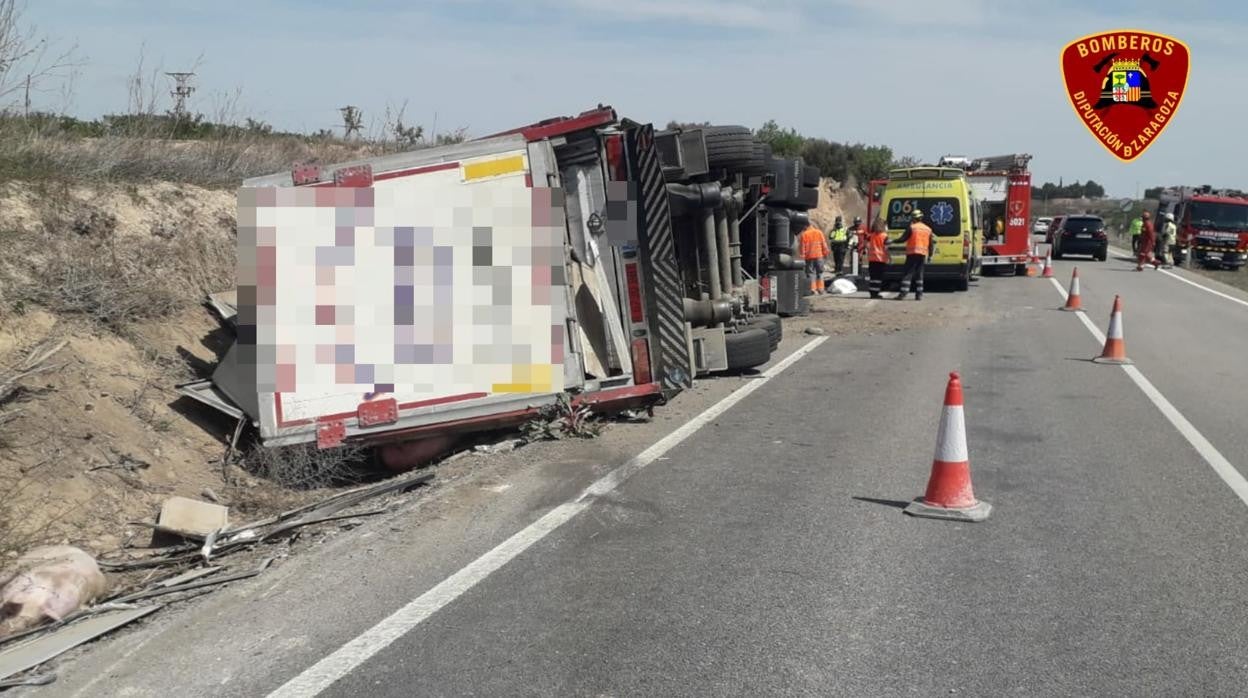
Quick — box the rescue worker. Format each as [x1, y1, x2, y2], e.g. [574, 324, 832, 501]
[843, 216, 864, 275]
[1158, 211, 1177, 268]
[993, 217, 1004, 240]
[864, 217, 890, 299]
[892, 209, 933, 300]
[798, 221, 830, 294]
[827, 215, 851, 276]
[1136, 210, 1158, 271]
[1129, 213, 1144, 254]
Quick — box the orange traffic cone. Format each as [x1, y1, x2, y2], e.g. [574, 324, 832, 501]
[904, 372, 992, 522]
[1061, 267, 1083, 311]
[1092, 295, 1132, 364]
[1042, 250, 1055, 278]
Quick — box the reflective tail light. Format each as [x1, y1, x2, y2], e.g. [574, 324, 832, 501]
[624, 261, 644, 323]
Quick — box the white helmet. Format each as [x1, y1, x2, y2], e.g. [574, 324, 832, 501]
[1165, 212, 1175, 221]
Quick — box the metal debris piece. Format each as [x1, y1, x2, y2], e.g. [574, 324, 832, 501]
[0, 606, 161, 682]
[804, 327, 827, 336]
[111, 559, 272, 605]
[153, 567, 222, 588]
[0, 670, 57, 688]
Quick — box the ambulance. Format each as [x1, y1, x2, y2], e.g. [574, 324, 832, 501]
[867, 166, 981, 291]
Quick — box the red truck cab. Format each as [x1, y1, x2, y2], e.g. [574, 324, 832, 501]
[1158, 186, 1248, 270]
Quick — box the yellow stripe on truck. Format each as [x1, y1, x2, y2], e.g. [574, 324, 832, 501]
[462, 154, 527, 182]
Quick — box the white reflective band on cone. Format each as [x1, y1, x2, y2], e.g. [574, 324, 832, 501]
[1107, 311, 1124, 340]
[934, 405, 969, 463]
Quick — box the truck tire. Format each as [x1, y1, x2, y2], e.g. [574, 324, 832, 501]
[725, 327, 772, 371]
[749, 314, 783, 349]
[702, 126, 762, 173]
[746, 320, 779, 350]
[801, 163, 821, 187]
[791, 185, 819, 210]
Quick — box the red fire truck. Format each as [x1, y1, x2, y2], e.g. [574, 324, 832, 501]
[962, 154, 1034, 276]
[1155, 186, 1248, 270]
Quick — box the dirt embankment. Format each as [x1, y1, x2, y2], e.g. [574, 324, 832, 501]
[0, 182, 323, 559]
[810, 178, 867, 231]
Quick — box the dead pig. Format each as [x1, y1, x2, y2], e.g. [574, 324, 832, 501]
[0, 545, 109, 638]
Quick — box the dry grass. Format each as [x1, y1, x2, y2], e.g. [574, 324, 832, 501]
[0, 207, 233, 333]
[242, 441, 373, 491]
[0, 129, 379, 190]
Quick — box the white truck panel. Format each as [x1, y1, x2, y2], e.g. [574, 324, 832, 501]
[239, 147, 570, 438]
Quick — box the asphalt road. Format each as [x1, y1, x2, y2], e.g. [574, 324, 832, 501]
[42, 253, 1248, 697]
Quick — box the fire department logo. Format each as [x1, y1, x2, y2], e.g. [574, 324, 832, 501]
[1061, 30, 1190, 162]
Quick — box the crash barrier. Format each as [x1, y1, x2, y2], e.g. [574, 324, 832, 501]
[904, 372, 992, 522]
[1092, 295, 1132, 365]
[1061, 267, 1083, 311]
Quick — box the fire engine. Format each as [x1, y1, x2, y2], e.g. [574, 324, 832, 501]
[1155, 185, 1248, 270]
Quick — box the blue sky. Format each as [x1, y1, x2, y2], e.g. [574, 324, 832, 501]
[16, 0, 1243, 197]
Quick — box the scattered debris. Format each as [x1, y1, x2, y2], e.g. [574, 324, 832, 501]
[614, 409, 652, 423]
[99, 469, 434, 573]
[804, 327, 828, 336]
[0, 605, 160, 683]
[0, 670, 57, 688]
[0, 547, 110, 639]
[151, 566, 222, 589]
[111, 559, 272, 605]
[200, 488, 223, 504]
[155, 497, 229, 541]
[474, 438, 522, 455]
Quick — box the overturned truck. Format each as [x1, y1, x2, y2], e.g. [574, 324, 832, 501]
[180, 107, 796, 467]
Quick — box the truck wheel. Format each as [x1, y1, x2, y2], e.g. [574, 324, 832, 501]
[702, 126, 762, 173]
[955, 271, 970, 291]
[749, 314, 782, 349]
[801, 164, 821, 187]
[725, 327, 772, 371]
[747, 320, 779, 350]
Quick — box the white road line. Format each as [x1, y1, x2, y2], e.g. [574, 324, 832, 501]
[1106, 244, 1248, 309]
[1049, 279, 1248, 508]
[267, 336, 830, 698]
[1156, 268, 1248, 308]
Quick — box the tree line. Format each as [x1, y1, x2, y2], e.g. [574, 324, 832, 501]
[1031, 180, 1106, 199]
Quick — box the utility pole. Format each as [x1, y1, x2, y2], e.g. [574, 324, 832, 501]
[166, 72, 196, 119]
[23, 75, 31, 117]
[340, 105, 362, 140]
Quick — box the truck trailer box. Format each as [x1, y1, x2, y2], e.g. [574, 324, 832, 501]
[179, 108, 694, 451]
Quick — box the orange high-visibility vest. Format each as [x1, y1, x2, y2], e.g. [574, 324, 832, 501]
[906, 222, 933, 256]
[866, 231, 890, 263]
[799, 226, 829, 260]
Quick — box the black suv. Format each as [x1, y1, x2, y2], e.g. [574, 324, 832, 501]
[1051, 215, 1108, 261]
